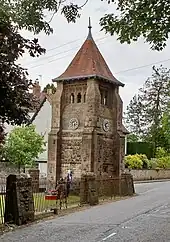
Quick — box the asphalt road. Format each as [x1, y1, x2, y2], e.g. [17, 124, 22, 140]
[1, 181, 170, 242]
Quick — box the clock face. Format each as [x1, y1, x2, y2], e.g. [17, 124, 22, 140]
[69, 118, 79, 130]
[103, 119, 110, 132]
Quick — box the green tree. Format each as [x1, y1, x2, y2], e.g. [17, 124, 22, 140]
[1, 0, 86, 35]
[0, 11, 45, 132]
[155, 147, 170, 169]
[4, 125, 45, 172]
[125, 94, 144, 138]
[125, 66, 170, 153]
[127, 133, 139, 142]
[159, 107, 170, 152]
[100, 0, 170, 51]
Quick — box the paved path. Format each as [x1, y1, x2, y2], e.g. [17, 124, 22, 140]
[1, 181, 170, 242]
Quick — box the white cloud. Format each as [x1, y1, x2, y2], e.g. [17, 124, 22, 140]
[19, 0, 170, 110]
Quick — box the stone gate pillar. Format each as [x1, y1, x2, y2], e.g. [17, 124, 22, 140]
[80, 173, 99, 206]
[4, 175, 34, 226]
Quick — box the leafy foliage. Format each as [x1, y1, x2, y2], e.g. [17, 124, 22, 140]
[0, 0, 85, 35]
[155, 147, 168, 159]
[0, 11, 45, 134]
[3, 0, 170, 51]
[154, 147, 170, 168]
[125, 147, 170, 170]
[4, 125, 45, 170]
[127, 134, 139, 142]
[138, 154, 150, 169]
[125, 95, 144, 138]
[125, 154, 144, 169]
[100, 0, 170, 51]
[155, 156, 170, 169]
[159, 107, 170, 152]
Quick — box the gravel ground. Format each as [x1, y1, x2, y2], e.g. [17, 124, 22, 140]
[1, 181, 170, 242]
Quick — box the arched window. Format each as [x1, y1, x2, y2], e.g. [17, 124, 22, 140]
[101, 92, 103, 104]
[84, 93, 86, 103]
[77, 93, 81, 103]
[104, 91, 108, 106]
[70, 93, 74, 103]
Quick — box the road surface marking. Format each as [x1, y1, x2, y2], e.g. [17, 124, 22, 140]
[122, 226, 131, 229]
[102, 232, 117, 241]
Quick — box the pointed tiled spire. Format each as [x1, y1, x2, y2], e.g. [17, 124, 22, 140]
[53, 18, 124, 86]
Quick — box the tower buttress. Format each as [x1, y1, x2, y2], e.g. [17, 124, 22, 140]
[47, 82, 63, 184]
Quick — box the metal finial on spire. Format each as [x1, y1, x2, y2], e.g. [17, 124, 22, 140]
[88, 17, 92, 29]
[87, 17, 92, 39]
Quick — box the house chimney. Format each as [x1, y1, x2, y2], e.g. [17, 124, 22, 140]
[47, 88, 52, 95]
[33, 81, 41, 98]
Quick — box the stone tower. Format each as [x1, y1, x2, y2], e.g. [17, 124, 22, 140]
[47, 19, 127, 183]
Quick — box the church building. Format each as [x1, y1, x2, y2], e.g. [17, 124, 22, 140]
[47, 19, 128, 183]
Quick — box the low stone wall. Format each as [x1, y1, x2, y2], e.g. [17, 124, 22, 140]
[129, 169, 170, 181]
[80, 173, 134, 205]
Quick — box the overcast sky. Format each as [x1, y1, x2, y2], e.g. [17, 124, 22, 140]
[20, 0, 170, 110]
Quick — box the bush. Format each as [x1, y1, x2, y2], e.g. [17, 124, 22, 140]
[156, 147, 168, 158]
[124, 149, 170, 170]
[125, 154, 150, 169]
[155, 156, 170, 169]
[153, 147, 170, 169]
[138, 154, 150, 168]
[125, 154, 143, 169]
[149, 158, 158, 169]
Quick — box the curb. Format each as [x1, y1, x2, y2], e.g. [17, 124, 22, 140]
[134, 179, 170, 184]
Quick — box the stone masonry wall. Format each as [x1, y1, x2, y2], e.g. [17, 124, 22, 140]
[48, 78, 125, 181]
[129, 169, 170, 181]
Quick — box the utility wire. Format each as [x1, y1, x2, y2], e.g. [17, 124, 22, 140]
[22, 32, 170, 74]
[28, 43, 170, 75]
[23, 30, 101, 65]
[24, 34, 108, 67]
[115, 58, 170, 74]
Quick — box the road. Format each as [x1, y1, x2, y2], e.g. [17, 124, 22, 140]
[1, 181, 170, 242]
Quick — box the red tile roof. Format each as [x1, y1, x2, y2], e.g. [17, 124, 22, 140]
[53, 21, 124, 86]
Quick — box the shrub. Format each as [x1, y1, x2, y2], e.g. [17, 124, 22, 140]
[149, 158, 158, 169]
[155, 156, 170, 169]
[138, 154, 150, 168]
[154, 147, 170, 169]
[156, 147, 168, 158]
[125, 154, 143, 169]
